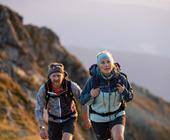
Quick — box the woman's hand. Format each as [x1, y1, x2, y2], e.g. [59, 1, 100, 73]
[90, 88, 100, 97]
[116, 84, 125, 93]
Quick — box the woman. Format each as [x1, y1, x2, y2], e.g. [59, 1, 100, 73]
[80, 51, 133, 140]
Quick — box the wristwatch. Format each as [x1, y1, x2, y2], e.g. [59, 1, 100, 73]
[40, 126, 46, 130]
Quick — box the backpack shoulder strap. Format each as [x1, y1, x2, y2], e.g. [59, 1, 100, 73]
[67, 80, 71, 91]
[65, 80, 77, 103]
[120, 72, 128, 80]
[92, 75, 100, 89]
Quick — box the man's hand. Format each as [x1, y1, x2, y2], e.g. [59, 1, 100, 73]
[39, 126, 48, 139]
[83, 118, 92, 129]
[81, 105, 92, 130]
[82, 115, 92, 129]
[90, 88, 100, 97]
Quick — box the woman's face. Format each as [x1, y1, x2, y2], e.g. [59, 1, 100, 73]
[98, 58, 114, 75]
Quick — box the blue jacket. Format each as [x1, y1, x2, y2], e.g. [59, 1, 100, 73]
[80, 64, 133, 122]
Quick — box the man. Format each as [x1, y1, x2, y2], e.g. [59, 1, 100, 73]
[35, 62, 90, 140]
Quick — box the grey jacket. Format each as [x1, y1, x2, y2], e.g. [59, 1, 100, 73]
[35, 80, 82, 127]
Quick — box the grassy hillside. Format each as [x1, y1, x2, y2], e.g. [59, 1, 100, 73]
[125, 84, 170, 140]
[0, 72, 38, 140]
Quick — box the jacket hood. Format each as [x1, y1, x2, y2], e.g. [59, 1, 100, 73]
[89, 64, 120, 81]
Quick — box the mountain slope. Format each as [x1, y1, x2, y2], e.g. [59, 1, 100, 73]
[0, 4, 89, 140]
[0, 4, 170, 140]
[125, 84, 170, 140]
[0, 72, 37, 139]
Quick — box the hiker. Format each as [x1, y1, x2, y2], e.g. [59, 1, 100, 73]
[35, 62, 90, 140]
[80, 50, 133, 140]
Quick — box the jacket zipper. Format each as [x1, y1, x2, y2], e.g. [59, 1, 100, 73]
[108, 80, 111, 120]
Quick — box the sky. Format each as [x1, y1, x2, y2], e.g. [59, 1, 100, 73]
[1, 0, 170, 101]
[0, 0, 170, 57]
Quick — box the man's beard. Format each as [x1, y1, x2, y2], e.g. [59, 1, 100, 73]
[52, 80, 61, 87]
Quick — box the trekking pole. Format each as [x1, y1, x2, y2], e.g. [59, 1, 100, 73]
[89, 127, 97, 140]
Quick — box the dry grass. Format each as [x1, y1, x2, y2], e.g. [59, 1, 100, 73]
[0, 72, 38, 140]
[0, 51, 8, 59]
[134, 95, 159, 114]
[20, 135, 40, 140]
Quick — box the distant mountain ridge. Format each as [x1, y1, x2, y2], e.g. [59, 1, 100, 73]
[0, 4, 170, 140]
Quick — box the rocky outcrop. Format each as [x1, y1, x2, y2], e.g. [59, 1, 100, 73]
[0, 4, 89, 140]
[0, 4, 170, 140]
[0, 5, 88, 97]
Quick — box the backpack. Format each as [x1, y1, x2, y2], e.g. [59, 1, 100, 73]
[44, 79, 76, 109]
[89, 64, 127, 88]
[89, 64, 127, 116]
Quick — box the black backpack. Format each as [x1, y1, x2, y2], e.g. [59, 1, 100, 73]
[44, 79, 76, 109]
